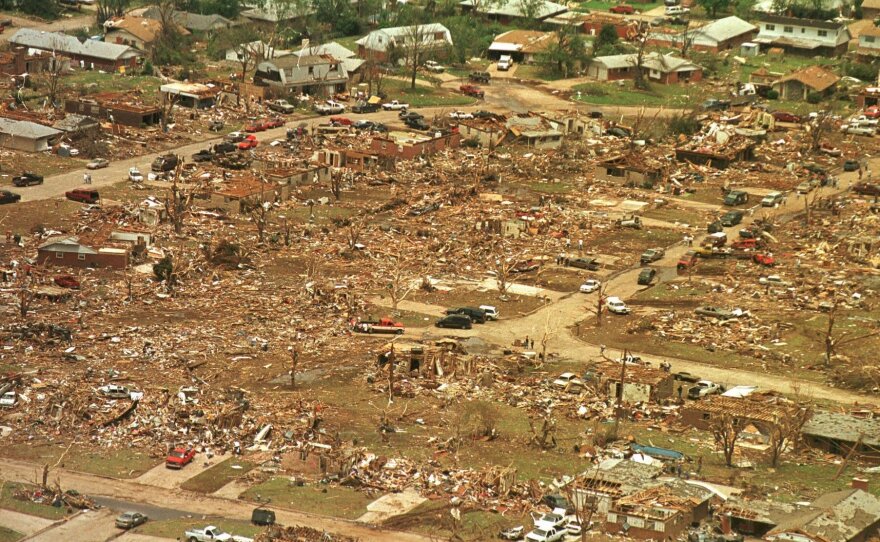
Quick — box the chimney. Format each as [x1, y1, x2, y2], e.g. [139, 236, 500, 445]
[852, 477, 869, 491]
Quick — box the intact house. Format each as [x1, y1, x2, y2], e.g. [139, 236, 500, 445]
[8, 28, 141, 71]
[0, 118, 62, 152]
[649, 16, 757, 53]
[104, 16, 189, 53]
[65, 92, 162, 128]
[254, 54, 348, 98]
[488, 30, 556, 63]
[355, 24, 453, 63]
[505, 114, 564, 149]
[862, 0, 880, 19]
[753, 15, 850, 56]
[801, 411, 880, 462]
[857, 25, 880, 62]
[591, 363, 674, 404]
[37, 236, 129, 269]
[587, 52, 702, 84]
[160, 82, 220, 109]
[459, 0, 568, 23]
[771, 65, 840, 101]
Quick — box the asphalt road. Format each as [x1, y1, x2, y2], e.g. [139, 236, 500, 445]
[93, 496, 189, 522]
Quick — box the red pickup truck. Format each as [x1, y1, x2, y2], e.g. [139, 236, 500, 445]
[165, 446, 196, 469]
[352, 317, 405, 335]
[610, 3, 635, 13]
[459, 84, 485, 98]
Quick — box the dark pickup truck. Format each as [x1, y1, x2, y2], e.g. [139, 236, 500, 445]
[12, 172, 43, 187]
[568, 257, 600, 271]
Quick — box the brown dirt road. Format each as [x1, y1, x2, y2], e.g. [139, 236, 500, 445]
[0, 458, 432, 542]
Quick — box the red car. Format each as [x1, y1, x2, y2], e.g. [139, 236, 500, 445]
[865, 106, 880, 119]
[238, 135, 258, 150]
[459, 84, 485, 98]
[165, 446, 196, 469]
[264, 118, 285, 129]
[329, 116, 353, 126]
[65, 188, 100, 204]
[610, 4, 635, 13]
[54, 275, 81, 289]
[753, 253, 775, 267]
[772, 111, 801, 123]
[244, 122, 266, 133]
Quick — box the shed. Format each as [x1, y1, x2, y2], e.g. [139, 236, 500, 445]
[0, 118, 62, 152]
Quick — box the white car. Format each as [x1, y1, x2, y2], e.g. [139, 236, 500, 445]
[579, 279, 601, 293]
[552, 372, 583, 389]
[688, 380, 722, 399]
[449, 110, 474, 120]
[0, 391, 16, 408]
[98, 384, 132, 399]
[665, 5, 690, 14]
[424, 60, 445, 73]
[479, 305, 499, 320]
[606, 296, 630, 315]
[526, 527, 565, 542]
[128, 167, 144, 182]
[851, 115, 879, 127]
[841, 124, 876, 136]
[758, 274, 788, 286]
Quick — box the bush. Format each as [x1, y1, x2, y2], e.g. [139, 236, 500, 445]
[846, 62, 879, 82]
[141, 60, 154, 76]
[461, 137, 480, 148]
[767, 89, 779, 100]
[807, 91, 823, 104]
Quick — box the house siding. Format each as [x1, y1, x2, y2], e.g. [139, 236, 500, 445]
[38, 249, 128, 269]
[370, 133, 461, 159]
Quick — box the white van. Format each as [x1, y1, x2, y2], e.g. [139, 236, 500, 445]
[665, 5, 690, 14]
[497, 55, 512, 71]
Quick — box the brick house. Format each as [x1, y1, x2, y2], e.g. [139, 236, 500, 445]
[587, 52, 702, 84]
[581, 13, 641, 40]
[64, 93, 162, 128]
[369, 131, 461, 160]
[8, 28, 141, 71]
[37, 236, 129, 269]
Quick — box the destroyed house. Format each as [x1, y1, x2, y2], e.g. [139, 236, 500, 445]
[312, 148, 379, 171]
[458, 117, 508, 148]
[0, 118, 62, 152]
[857, 25, 880, 61]
[592, 363, 674, 403]
[605, 482, 714, 540]
[595, 155, 664, 186]
[53, 114, 100, 135]
[679, 395, 799, 432]
[197, 175, 281, 214]
[574, 458, 663, 514]
[505, 115, 563, 149]
[37, 236, 129, 269]
[581, 13, 640, 40]
[254, 54, 348, 97]
[765, 489, 880, 542]
[488, 30, 556, 63]
[8, 28, 141, 71]
[801, 411, 880, 462]
[754, 15, 850, 57]
[675, 136, 756, 169]
[0, 47, 51, 77]
[160, 82, 219, 109]
[64, 93, 162, 128]
[650, 16, 757, 53]
[370, 131, 461, 160]
[721, 499, 801, 537]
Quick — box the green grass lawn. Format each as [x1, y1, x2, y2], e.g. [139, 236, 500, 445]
[514, 64, 566, 81]
[572, 81, 699, 108]
[65, 71, 162, 96]
[0, 526, 22, 542]
[240, 479, 373, 520]
[134, 517, 262, 539]
[0, 444, 159, 479]
[382, 79, 477, 108]
[0, 482, 71, 520]
[179, 458, 255, 494]
[576, 0, 662, 11]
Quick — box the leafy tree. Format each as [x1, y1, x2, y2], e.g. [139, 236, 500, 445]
[20, 0, 60, 18]
[442, 15, 502, 63]
[592, 24, 619, 56]
[734, 0, 756, 18]
[695, 0, 730, 17]
[542, 26, 589, 78]
[97, 0, 129, 24]
[203, 0, 243, 18]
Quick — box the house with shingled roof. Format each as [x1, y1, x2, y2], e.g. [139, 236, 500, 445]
[771, 65, 840, 101]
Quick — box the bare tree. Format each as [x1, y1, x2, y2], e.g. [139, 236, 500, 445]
[96, 0, 128, 25]
[807, 112, 834, 154]
[385, 251, 418, 311]
[400, 24, 433, 90]
[528, 411, 558, 449]
[249, 200, 270, 243]
[630, 31, 650, 91]
[710, 412, 741, 467]
[492, 241, 524, 296]
[39, 46, 66, 108]
[16, 269, 35, 318]
[330, 171, 343, 201]
[676, 22, 697, 57]
[539, 313, 556, 363]
[289, 346, 299, 388]
[160, 92, 179, 130]
[562, 466, 601, 541]
[821, 300, 880, 366]
[345, 218, 365, 251]
[585, 284, 608, 328]
[164, 164, 194, 235]
[387, 343, 396, 401]
[766, 406, 812, 467]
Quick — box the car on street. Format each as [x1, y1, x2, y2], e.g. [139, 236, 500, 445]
[688, 380, 722, 399]
[841, 124, 876, 136]
[0, 189, 21, 204]
[436, 314, 473, 329]
[640, 248, 665, 265]
[720, 210, 745, 227]
[479, 305, 499, 320]
[244, 122, 266, 133]
[761, 191, 784, 206]
[251, 507, 276, 526]
[128, 168, 144, 182]
[238, 135, 258, 150]
[637, 267, 656, 285]
[796, 180, 818, 194]
[115, 511, 148, 529]
[226, 131, 246, 142]
[675, 371, 701, 383]
[569, 257, 600, 271]
[844, 160, 860, 171]
[166, 446, 197, 469]
[353, 120, 386, 132]
[606, 296, 630, 315]
[192, 149, 214, 162]
[263, 117, 285, 129]
[329, 116, 353, 126]
[723, 190, 749, 206]
[459, 84, 485, 98]
[12, 172, 43, 186]
[65, 188, 100, 204]
[610, 3, 635, 13]
[86, 158, 109, 170]
[580, 279, 601, 293]
[446, 307, 487, 323]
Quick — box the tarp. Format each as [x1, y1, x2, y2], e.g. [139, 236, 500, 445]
[631, 443, 685, 461]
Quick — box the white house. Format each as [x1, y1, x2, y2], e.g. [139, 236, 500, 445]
[355, 24, 453, 62]
[254, 54, 349, 97]
[753, 15, 850, 56]
[857, 25, 880, 61]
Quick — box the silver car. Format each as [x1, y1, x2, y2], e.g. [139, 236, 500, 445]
[115, 511, 147, 529]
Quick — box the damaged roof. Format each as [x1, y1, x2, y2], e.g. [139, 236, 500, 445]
[773, 65, 840, 92]
[490, 30, 556, 54]
[0, 117, 62, 140]
[801, 411, 880, 446]
[9, 28, 142, 61]
[767, 489, 880, 542]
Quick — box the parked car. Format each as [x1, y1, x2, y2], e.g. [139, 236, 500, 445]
[841, 124, 876, 136]
[263, 117, 285, 129]
[86, 158, 109, 170]
[449, 110, 474, 120]
[251, 508, 276, 526]
[695, 306, 737, 320]
[459, 84, 485, 98]
[844, 159, 860, 172]
[115, 512, 148, 529]
[244, 122, 266, 133]
[688, 380, 722, 399]
[436, 314, 473, 329]
[637, 267, 656, 285]
[314, 100, 346, 114]
[723, 190, 749, 206]
[606, 296, 630, 315]
[469, 71, 490, 84]
[0, 190, 21, 205]
[128, 167, 144, 182]
[12, 172, 43, 186]
[329, 116, 353, 126]
[382, 100, 410, 111]
[569, 257, 600, 270]
[405, 117, 430, 131]
[500, 526, 525, 540]
[166, 446, 197, 469]
[497, 55, 512, 70]
[353, 120, 387, 132]
[525, 527, 565, 542]
[720, 210, 745, 227]
[98, 384, 132, 399]
[707, 220, 723, 234]
[640, 248, 665, 265]
[851, 115, 879, 127]
[399, 111, 424, 121]
[65, 188, 99, 204]
[183, 525, 251, 542]
[796, 180, 817, 194]
[214, 142, 237, 154]
[665, 4, 689, 13]
[192, 149, 214, 162]
[238, 136, 258, 150]
[865, 105, 880, 118]
[541, 495, 572, 513]
[479, 305, 499, 320]
[772, 111, 801, 123]
[424, 60, 445, 73]
[579, 279, 601, 293]
[352, 102, 380, 113]
[853, 182, 880, 196]
[225, 131, 247, 142]
[151, 153, 179, 172]
[761, 191, 784, 206]
[267, 99, 296, 114]
[446, 307, 487, 323]
[610, 3, 635, 13]
[675, 371, 701, 383]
